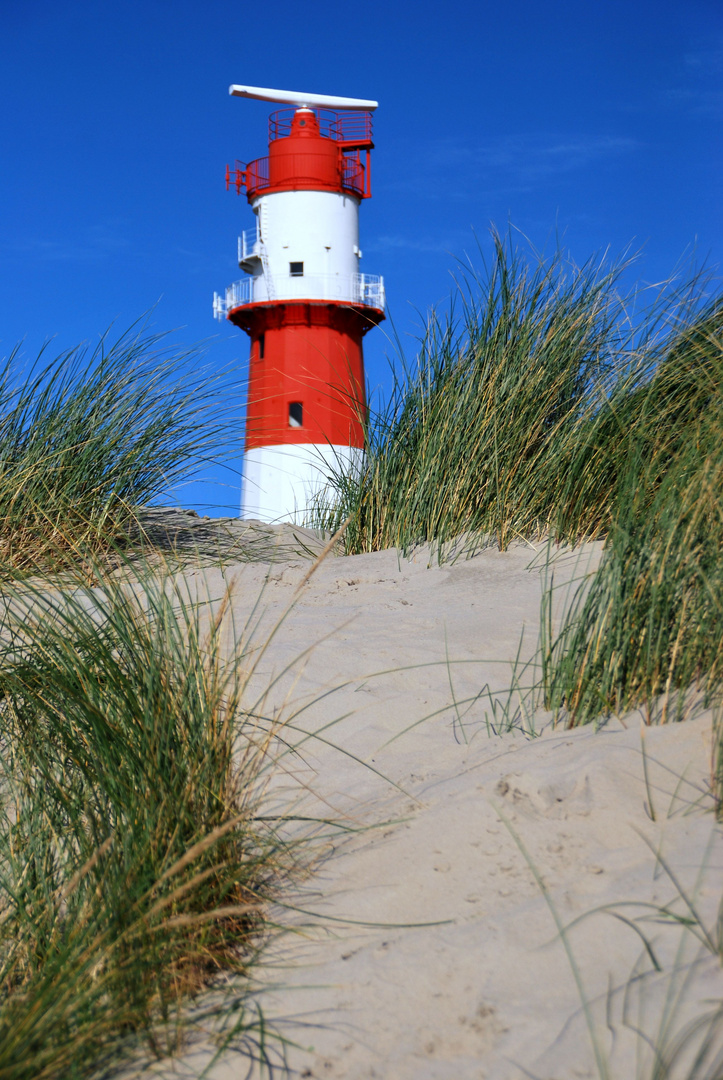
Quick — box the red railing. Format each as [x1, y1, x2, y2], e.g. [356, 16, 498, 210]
[226, 158, 270, 198]
[341, 155, 365, 196]
[268, 109, 373, 146]
[226, 152, 366, 199]
[246, 157, 270, 197]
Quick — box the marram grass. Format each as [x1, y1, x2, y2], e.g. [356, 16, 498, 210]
[314, 230, 723, 736]
[541, 300, 723, 729]
[0, 560, 290, 1079]
[313, 232, 647, 552]
[0, 323, 237, 575]
[314, 233, 718, 557]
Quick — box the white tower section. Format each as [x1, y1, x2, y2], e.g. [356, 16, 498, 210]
[241, 190, 362, 304]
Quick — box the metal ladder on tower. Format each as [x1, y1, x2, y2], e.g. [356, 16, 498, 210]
[258, 202, 275, 300]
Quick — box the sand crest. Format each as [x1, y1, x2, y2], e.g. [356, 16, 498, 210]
[141, 538, 723, 1080]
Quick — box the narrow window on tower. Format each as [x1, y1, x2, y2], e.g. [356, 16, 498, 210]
[258, 333, 265, 359]
[288, 402, 303, 428]
[289, 261, 304, 277]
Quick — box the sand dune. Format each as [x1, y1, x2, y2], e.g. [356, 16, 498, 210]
[140, 534, 723, 1080]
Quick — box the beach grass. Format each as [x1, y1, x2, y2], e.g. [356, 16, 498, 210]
[0, 559, 291, 1079]
[0, 323, 237, 576]
[313, 230, 723, 739]
[540, 298, 723, 731]
[312, 231, 710, 555]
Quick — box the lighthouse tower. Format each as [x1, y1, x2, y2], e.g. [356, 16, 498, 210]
[213, 84, 385, 523]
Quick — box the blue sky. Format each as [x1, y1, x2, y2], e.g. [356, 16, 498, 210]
[1, 0, 721, 514]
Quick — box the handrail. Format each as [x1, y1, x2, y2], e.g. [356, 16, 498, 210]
[269, 109, 373, 144]
[341, 156, 364, 193]
[227, 153, 365, 199]
[238, 229, 261, 264]
[213, 273, 385, 320]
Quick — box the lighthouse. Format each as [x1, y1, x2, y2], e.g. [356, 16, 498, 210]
[213, 85, 385, 523]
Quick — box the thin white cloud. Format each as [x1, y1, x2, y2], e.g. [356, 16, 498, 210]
[383, 133, 637, 199]
[3, 225, 131, 263]
[366, 233, 466, 254]
[665, 86, 723, 118]
[664, 38, 723, 119]
[683, 47, 723, 75]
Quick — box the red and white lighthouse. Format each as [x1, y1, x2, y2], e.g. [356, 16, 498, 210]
[213, 84, 385, 523]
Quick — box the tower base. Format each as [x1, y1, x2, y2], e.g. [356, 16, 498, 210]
[241, 443, 363, 524]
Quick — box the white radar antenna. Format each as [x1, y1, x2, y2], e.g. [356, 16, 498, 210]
[229, 84, 378, 111]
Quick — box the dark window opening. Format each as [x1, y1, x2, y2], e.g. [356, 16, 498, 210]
[289, 402, 303, 428]
[258, 333, 265, 359]
[289, 261, 304, 277]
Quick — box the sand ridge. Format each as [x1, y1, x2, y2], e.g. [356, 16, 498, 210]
[138, 537, 722, 1080]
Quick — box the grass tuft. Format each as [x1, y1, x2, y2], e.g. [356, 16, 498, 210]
[0, 560, 287, 1079]
[0, 323, 238, 575]
[313, 230, 711, 555]
[313, 228, 723, 746]
[541, 302, 723, 728]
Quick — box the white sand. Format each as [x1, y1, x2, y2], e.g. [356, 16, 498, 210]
[142, 537, 723, 1080]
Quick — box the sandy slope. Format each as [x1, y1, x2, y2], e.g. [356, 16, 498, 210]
[140, 536, 723, 1080]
